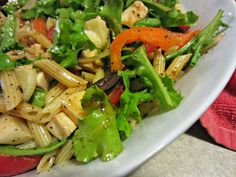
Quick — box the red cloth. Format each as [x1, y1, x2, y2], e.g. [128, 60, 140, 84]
[200, 71, 236, 150]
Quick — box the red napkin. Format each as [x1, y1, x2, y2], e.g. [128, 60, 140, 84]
[200, 71, 236, 151]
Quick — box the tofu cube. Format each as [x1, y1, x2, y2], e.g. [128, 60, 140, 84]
[46, 112, 77, 140]
[122, 1, 148, 27]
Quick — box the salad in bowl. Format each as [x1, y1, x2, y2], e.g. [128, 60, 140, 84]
[0, 0, 231, 176]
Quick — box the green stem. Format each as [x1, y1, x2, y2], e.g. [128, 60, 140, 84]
[0, 140, 67, 156]
[142, 0, 172, 12]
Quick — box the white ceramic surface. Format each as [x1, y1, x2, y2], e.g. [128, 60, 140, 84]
[19, 0, 236, 177]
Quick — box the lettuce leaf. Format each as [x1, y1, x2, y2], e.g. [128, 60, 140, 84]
[73, 86, 123, 163]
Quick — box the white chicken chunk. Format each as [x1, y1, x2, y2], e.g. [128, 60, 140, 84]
[84, 16, 109, 49]
[122, 1, 148, 27]
[0, 114, 33, 145]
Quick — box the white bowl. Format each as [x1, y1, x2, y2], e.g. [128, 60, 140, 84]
[20, 0, 236, 177]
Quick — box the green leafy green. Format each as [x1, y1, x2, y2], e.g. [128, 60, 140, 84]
[15, 59, 33, 67]
[50, 9, 96, 68]
[125, 47, 182, 110]
[117, 47, 182, 139]
[17, 0, 28, 6]
[99, 0, 124, 23]
[139, 0, 172, 12]
[73, 86, 123, 163]
[62, 0, 101, 12]
[98, 0, 123, 37]
[134, 18, 161, 27]
[20, 9, 38, 20]
[0, 15, 19, 52]
[132, 0, 198, 27]
[20, 0, 60, 19]
[2, 2, 19, 14]
[0, 53, 16, 71]
[158, 0, 179, 8]
[162, 10, 199, 27]
[0, 140, 67, 156]
[31, 88, 47, 108]
[166, 9, 227, 66]
[117, 71, 152, 139]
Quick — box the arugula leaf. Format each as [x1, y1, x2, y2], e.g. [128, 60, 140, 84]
[99, 0, 124, 23]
[98, 0, 123, 36]
[118, 71, 153, 123]
[0, 15, 19, 52]
[162, 10, 199, 27]
[59, 50, 78, 68]
[166, 9, 227, 66]
[62, 0, 101, 11]
[117, 47, 182, 139]
[20, 9, 38, 19]
[73, 86, 123, 163]
[117, 70, 153, 139]
[17, 0, 28, 6]
[134, 18, 161, 27]
[20, 0, 60, 19]
[2, 2, 19, 14]
[132, 0, 198, 27]
[127, 47, 182, 110]
[0, 53, 16, 70]
[158, 0, 179, 8]
[50, 9, 96, 68]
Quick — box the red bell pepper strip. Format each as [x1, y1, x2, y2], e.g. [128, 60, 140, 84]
[33, 18, 47, 36]
[110, 27, 199, 72]
[0, 155, 41, 177]
[144, 43, 157, 55]
[46, 26, 54, 42]
[179, 25, 190, 32]
[108, 83, 125, 105]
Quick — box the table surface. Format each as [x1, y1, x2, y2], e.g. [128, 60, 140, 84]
[128, 121, 236, 177]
